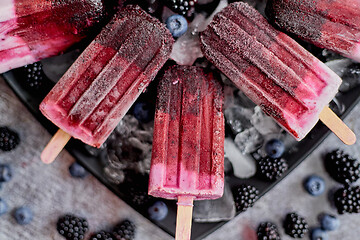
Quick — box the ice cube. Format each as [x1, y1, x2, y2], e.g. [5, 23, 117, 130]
[234, 127, 264, 154]
[325, 58, 353, 77]
[103, 165, 125, 184]
[224, 138, 256, 178]
[193, 182, 236, 222]
[251, 106, 281, 135]
[224, 106, 253, 135]
[340, 62, 360, 92]
[170, 14, 207, 65]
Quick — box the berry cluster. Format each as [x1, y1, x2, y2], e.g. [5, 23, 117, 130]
[57, 214, 89, 240]
[233, 184, 259, 212]
[257, 222, 281, 240]
[334, 186, 360, 214]
[0, 127, 20, 152]
[257, 157, 288, 182]
[90, 230, 114, 240]
[283, 212, 309, 238]
[164, 0, 198, 16]
[23, 62, 45, 90]
[57, 215, 136, 240]
[324, 149, 360, 184]
[112, 219, 136, 240]
[324, 150, 360, 214]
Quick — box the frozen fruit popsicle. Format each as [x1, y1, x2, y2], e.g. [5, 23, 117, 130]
[39, 5, 174, 163]
[0, 0, 116, 74]
[266, 0, 360, 62]
[148, 66, 224, 240]
[200, 2, 355, 144]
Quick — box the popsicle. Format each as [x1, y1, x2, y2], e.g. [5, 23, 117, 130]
[266, 0, 360, 62]
[200, 2, 356, 144]
[39, 5, 174, 163]
[0, 0, 117, 74]
[148, 66, 224, 240]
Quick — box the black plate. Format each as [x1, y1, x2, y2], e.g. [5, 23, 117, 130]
[3, 59, 360, 239]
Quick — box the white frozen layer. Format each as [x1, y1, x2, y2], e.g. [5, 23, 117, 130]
[0, 3, 35, 73]
[0, 0, 15, 22]
[148, 162, 224, 201]
[350, 41, 360, 62]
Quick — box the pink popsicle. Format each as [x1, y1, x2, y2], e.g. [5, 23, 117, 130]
[200, 2, 355, 143]
[0, 0, 111, 73]
[148, 66, 224, 240]
[39, 5, 174, 163]
[266, 0, 360, 62]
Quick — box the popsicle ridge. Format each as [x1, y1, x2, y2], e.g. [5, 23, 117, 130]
[200, 2, 342, 140]
[0, 0, 107, 73]
[149, 66, 224, 200]
[266, 0, 360, 61]
[40, 5, 174, 147]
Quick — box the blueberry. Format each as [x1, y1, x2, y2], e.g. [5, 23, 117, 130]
[0, 164, 12, 182]
[320, 214, 340, 231]
[0, 198, 8, 216]
[133, 102, 152, 123]
[311, 228, 328, 240]
[14, 206, 33, 225]
[166, 15, 188, 38]
[148, 201, 168, 221]
[69, 162, 88, 178]
[304, 175, 325, 196]
[265, 139, 285, 158]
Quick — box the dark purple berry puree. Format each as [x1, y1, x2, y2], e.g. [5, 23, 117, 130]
[200, 2, 341, 140]
[149, 66, 224, 200]
[39, 6, 173, 147]
[0, 0, 105, 73]
[266, 0, 360, 60]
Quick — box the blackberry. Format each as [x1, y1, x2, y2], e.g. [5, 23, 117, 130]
[0, 127, 20, 151]
[127, 186, 152, 207]
[324, 149, 360, 184]
[164, 0, 197, 16]
[119, 171, 154, 209]
[334, 186, 360, 214]
[90, 231, 114, 240]
[57, 214, 89, 240]
[112, 219, 136, 240]
[257, 157, 288, 182]
[257, 222, 281, 240]
[23, 62, 45, 90]
[283, 212, 309, 238]
[233, 184, 259, 212]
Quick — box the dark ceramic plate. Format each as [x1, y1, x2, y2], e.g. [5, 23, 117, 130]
[3, 56, 360, 240]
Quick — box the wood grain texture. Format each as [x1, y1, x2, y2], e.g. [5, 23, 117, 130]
[319, 106, 356, 145]
[41, 129, 71, 164]
[176, 196, 194, 240]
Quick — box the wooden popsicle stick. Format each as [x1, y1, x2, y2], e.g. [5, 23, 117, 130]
[175, 196, 194, 240]
[319, 106, 356, 145]
[41, 129, 71, 164]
